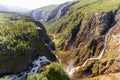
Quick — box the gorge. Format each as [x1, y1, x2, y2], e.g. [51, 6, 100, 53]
[0, 0, 120, 80]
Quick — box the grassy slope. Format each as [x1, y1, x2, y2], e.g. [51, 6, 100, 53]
[33, 5, 58, 12]
[47, 0, 120, 32]
[46, 0, 120, 48]
[0, 12, 33, 22]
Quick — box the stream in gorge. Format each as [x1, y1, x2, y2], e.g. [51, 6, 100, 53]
[1, 56, 51, 80]
[1, 34, 57, 80]
[1, 26, 114, 79]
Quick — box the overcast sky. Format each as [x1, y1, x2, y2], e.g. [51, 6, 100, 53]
[0, 0, 73, 9]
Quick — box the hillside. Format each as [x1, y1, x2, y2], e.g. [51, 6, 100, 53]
[30, 1, 79, 22]
[34, 5, 58, 12]
[0, 13, 57, 80]
[30, 5, 58, 21]
[0, 0, 120, 80]
[0, 12, 32, 23]
[45, 0, 120, 79]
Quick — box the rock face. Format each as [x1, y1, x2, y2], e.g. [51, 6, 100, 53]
[46, 1, 79, 22]
[30, 5, 58, 21]
[30, 10, 50, 21]
[102, 10, 120, 74]
[45, 0, 120, 79]
[30, 1, 79, 22]
[30, 0, 120, 79]
[57, 10, 120, 79]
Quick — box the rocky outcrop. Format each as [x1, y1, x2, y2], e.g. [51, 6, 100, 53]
[30, 10, 50, 21]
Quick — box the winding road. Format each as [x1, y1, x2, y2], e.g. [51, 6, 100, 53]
[68, 26, 114, 76]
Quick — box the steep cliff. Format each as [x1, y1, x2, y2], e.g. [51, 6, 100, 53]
[30, 5, 58, 21]
[45, 0, 120, 79]
[30, 1, 79, 22]
[46, 1, 79, 22]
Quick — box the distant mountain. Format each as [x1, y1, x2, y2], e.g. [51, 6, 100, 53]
[0, 5, 31, 12]
[30, 5, 58, 21]
[7, 6, 31, 12]
[46, 1, 79, 22]
[30, 1, 79, 22]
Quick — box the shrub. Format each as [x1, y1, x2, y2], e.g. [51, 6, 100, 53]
[27, 62, 70, 80]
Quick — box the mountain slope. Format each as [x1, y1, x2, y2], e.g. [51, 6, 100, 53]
[46, 1, 79, 22]
[30, 1, 79, 22]
[30, 5, 58, 21]
[45, 0, 120, 79]
[0, 12, 32, 23]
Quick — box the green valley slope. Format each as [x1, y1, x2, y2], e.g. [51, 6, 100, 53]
[45, 0, 120, 79]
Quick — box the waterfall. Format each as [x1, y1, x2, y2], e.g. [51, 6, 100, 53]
[68, 27, 114, 76]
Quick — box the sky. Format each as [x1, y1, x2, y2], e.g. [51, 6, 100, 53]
[0, 0, 73, 9]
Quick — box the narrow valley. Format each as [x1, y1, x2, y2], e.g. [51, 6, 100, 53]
[0, 0, 120, 80]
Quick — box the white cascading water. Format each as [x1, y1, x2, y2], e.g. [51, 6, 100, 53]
[2, 34, 57, 80]
[1, 34, 56, 80]
[2, 56, 51, 80]
[68, 27, 114, 76]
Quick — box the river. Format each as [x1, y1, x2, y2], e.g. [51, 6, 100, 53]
[1, 56, 51, 80]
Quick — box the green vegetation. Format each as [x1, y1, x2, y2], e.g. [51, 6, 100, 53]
[46, 0, 120, 50]
[33, 5, 58, 13]
[37, 5, 58, 12]
[0, 16, 56, 75]
[0, 20, 38, 53]
[0, 20, 40, 71]
[47, 0, 120, 33]
[0, 11, 58, 76]
[71, 0, 120, 13]
[0, 77, 11, 80]
[0, 12, 33, 22]
[27, 62, 70, 80]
